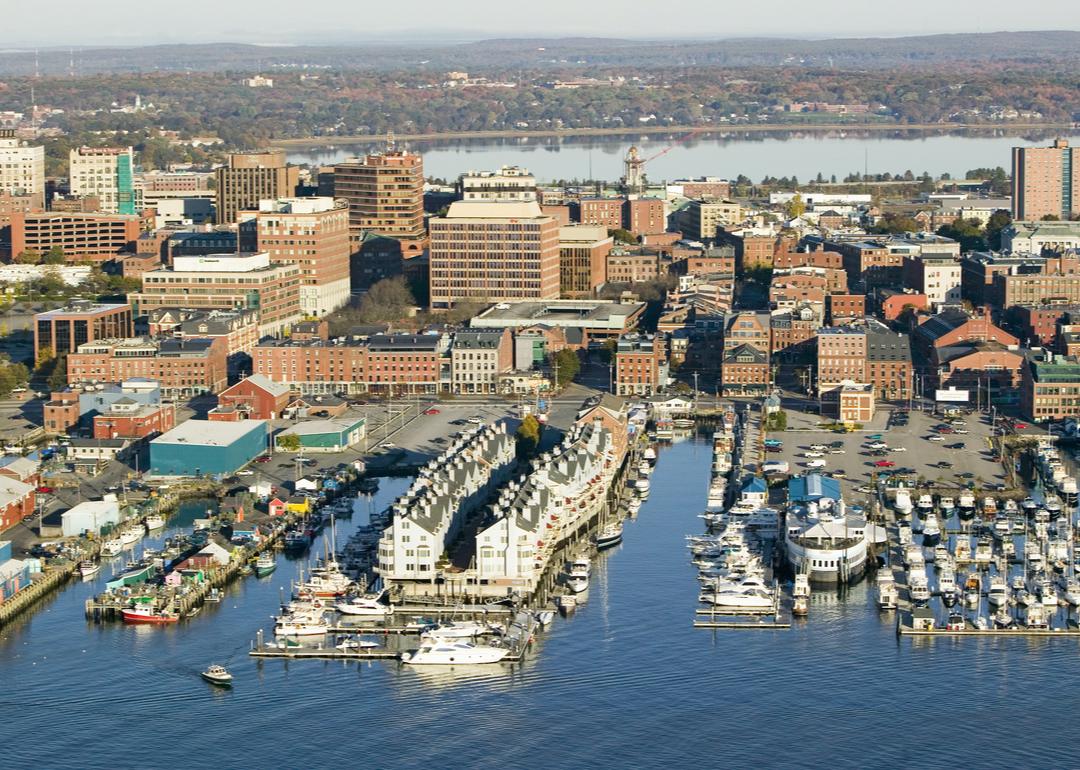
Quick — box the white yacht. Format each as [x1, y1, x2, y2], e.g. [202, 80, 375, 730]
[939, 565, 958, 605]
[566, 556, 591, 579]
[420, 620, 493, 640]
[335, 591, 393, 617]
[938, 496, 955, 514]
[275, 617, 329, 637]
[893, 488, 914, 516]
[876, 573, 898, 610]
[916, 494, 934, 514]
[909, 569, 931, 604]
[566, 575, 589, 594]
[704, 587, 774, 609]
[973, 537, 993, 565]
[118, 527, 142, 546]
[957, 493, 976, 518]
[921, 511, 941, 546]
[632, 477, 650, 494]
[987, 576, 1009, 608]
[401, 641, 508, 665]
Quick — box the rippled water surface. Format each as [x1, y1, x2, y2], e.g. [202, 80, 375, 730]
[2, 440, 1077, 769]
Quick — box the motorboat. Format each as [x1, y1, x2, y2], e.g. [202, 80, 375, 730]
[973, 537, 993, 565]
[1021, 497, 1038, 516]
[921, 512, 941, 547]
[704, 587, 774, 609]
[945, 611, 966, 631]
[566, 556, 591, 579]
[566, 575, 589, 594]
[642, 446, 657, 463]
[335, 637, 379, 651]
[121, 603, 179, 624]
[1024, 602, 1050, 629]
[993, 608, 1015, 629]
[201, 664, 233, 686]
[595, 521, 624, 551]
[119, 527, 142, 546]
[79, 560, 100, 579]
[982, 497, 998, 516]
[556, 594, 577, 614]
[916, 494, 934, 514]
[973, 615, 989, 631]
[877, 574, 898, 611]
[909, 570, 931, 604]
[963, 574, 981, 607]
[987, 576, 1009, 608]
[897, 522, 912, 546]
[101, 538, 124, 557]
[933, 543, 951, 565]
[534, 610, 556, 627]
[954, 537, 972, 563]
[420, 620, 493, 640]
[957, 494, 976, 519]
[144, 514, 166, 531]
[632, 477, 650, 494]
[335, 592, 394, 617]
[893, 488, 913, 516]
[938, 496, 955, 514]
[793, 573, 810, 599]
[1002, 498, 1019, 515]
[401, 641, 509, 665]
[939, 566, 958, 605]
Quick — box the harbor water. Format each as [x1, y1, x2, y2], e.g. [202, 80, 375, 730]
[286, 129, 1080, 184]
[1, 438, 1078, 769]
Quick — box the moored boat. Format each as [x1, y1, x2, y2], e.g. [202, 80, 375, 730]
[595, 521, 624, 550]
[121, 603, 179, 624]
[79, 560, 100, 579]
[254, 553, 277, 578]
[401, 641, 508, 665]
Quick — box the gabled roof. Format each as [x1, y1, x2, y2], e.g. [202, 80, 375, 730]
[237, 373, 291, 398]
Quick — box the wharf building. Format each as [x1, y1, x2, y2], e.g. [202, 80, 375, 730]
[43, 378, 163, 435]
[0, 130, 44, 209]
[253, 197, 351, 316]
[429, 201, 561, 308]
[131, 252, 303, 337]
[375, 423, 516, 593]
[472, 420, 616, 593]
[215, 151, 299, 225]
[68, 146, 139, 215]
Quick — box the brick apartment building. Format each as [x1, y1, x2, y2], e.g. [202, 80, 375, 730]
[450, 329, 513, 395]
[606, 250, 660, 284]
[716, 229, 795, 269]
[1007, 305, 1080, 347]
[213, 374, 293, 420]
[625, 198, 666, 236]
[826, 294, 866, 325]
[576, 198, 624, 229]
[92, 400, 176, 440]
[770, 306, 822, 363]
[1020, 352, 1080, 421]
[614, 334, 664, 396]
[721, 343, 770, 396]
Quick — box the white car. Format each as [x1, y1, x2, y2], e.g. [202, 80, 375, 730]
[804, 451, 824, 458]
[889, 446, 908, 452]
[379, 442, 396, 449]
[955, 429, 969, 434]
[927, 435, 944, 442]
[829, 448, 846, 454]
[809, 444, 828, 451]
[806, 459, 827, 469]
[466, 417, 483, 424]
[237, 470, 254, 476]
[868, 442, 888, 450]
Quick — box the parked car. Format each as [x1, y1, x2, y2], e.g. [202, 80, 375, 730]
[806, 459, 827, 469]
[804, 451, 825, 458]
[955, 429, 969, 434]
[867, 434, 884, 440]
[889, 446, 907, 452]
[237, 470, 254, 476]
[868, 442, 888, 450]
[1014, 422, 1028, 429]
[829, 441, 844, 448]
[948, 442, 965, 450]
[937, 461, 953, 469]
[808, 444, 828, 451]
[927, 435, 944, 442]
[36, 485, 54, 494]
[254, 455, 271, 463]
[829, 448, 846, 454]
[873, 460, 896, 468]
[423, 408, 441, 415]
[466, 416, 483, 424]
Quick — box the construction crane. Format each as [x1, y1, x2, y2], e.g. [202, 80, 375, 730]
[621, 127, 708, 194]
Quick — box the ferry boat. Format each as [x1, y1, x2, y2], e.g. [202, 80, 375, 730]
[121, 603, 179, 624]
[785, 483, 880, 584]
[401, 641, 509, 665]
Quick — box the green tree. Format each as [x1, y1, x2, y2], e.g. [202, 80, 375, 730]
[1041, 214, 1060, 221]
[550, 348, 581, 388]
[985, 209, 1012, 251]
[276, 434, 302, 452]
[36, 344, 55, 367]
[15, 249, 41, 265]
[784, 193, 805, 219]
[42, 246, 66, 265]
[356, 276, 417, 323]
[515, 414, 542, 459]
[936, 218, 987, 253]
[609, 228, 637, 245]
[47, 354, 68, 390]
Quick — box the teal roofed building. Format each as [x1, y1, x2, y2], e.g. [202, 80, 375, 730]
[787, 473, 841, 503]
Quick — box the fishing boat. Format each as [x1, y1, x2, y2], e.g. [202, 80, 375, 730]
[401, 641, 509, 665]
[556, 594, 577, 614]
[201, 664, 233, 686]
[144, 514, 166, 531]
[963, 573, 981, 607]
[595, 520, 624, 550]
[275, 617, 329, 637]
[283, 529, 312, 552]
[106, 561, 155, 591]
[101, 538, 124, 557]
[118, 527, 143, 546]
[79, 560, 100, 579]
[121, 603, 179, 624]
[254, 553, 277, 578]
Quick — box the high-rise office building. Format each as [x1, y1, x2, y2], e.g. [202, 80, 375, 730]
[255, 197, 351, 316]
[0, 130, 45, 209]
[215, 151, 299, 225]
[429, 201, 561, 308]
[1012, 139, 1080, 221]
[333, 150, 425, 255]
[69, 146, 139, 215]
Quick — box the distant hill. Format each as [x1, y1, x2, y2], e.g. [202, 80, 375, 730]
[2, 31, 1079, 75]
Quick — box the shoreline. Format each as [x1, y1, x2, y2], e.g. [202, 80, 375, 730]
[274, 122, 1078, 149]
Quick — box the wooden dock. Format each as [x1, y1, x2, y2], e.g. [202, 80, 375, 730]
[898, 624, 1080, 637]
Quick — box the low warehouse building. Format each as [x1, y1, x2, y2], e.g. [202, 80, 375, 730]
[276, 417, 366, 453]
[150, 419, 268, 477]
[60, 498, 121, 537]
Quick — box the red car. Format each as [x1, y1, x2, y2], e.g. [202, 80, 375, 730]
[423, 408, 441, 415]
[937, 427, 955, 434]
[1013, 422, 1027, 429]
[254, 455, 271, 463]
[36, 485, 54, 494]
[873, 460, 896, 468]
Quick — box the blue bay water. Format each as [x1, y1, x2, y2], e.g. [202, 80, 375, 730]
[0, 440, 1077, 769]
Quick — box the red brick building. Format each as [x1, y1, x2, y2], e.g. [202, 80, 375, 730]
[92, 401, 176, 440]
[10, 211, 145, 263]
[67, 337, 228, 397]
[721, 343, 770, 395]
[0, 477, 35, 532]
[213, 374, 293, 420]
[880, 292, 928, 322]
[774, 250, 844, 271]
[606, 251, 660, 284]
[577, 198, 624, 229]
[614, 334, 664, 396]
[43, 391, 80, 434]
[827, 294, 866, 324]
[625, 198, 666, 236]
[716, 229, 795, 270]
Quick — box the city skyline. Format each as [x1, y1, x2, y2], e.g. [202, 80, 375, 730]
[4, 1, 1080, 46]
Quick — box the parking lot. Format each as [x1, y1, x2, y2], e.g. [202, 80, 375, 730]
[772, 405, 1010, 499]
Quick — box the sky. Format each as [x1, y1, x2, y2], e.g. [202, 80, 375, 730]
[5, 0, 1080, 46]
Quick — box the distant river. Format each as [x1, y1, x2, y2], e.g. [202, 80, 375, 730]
[287, 128, 1080, 184]
[2, 442, 1079, 769]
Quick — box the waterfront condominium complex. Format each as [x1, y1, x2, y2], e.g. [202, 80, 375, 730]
[215, 151, 300, 225]
[255, 197, 351, 316]
[68, 146, 139, 214]
[1012, 139, 1080, 221]
[0, 130, 45, 208]
[333, 150, 425, 256]
[131, 252, 304, 336]
[428, 200, 561, 308]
